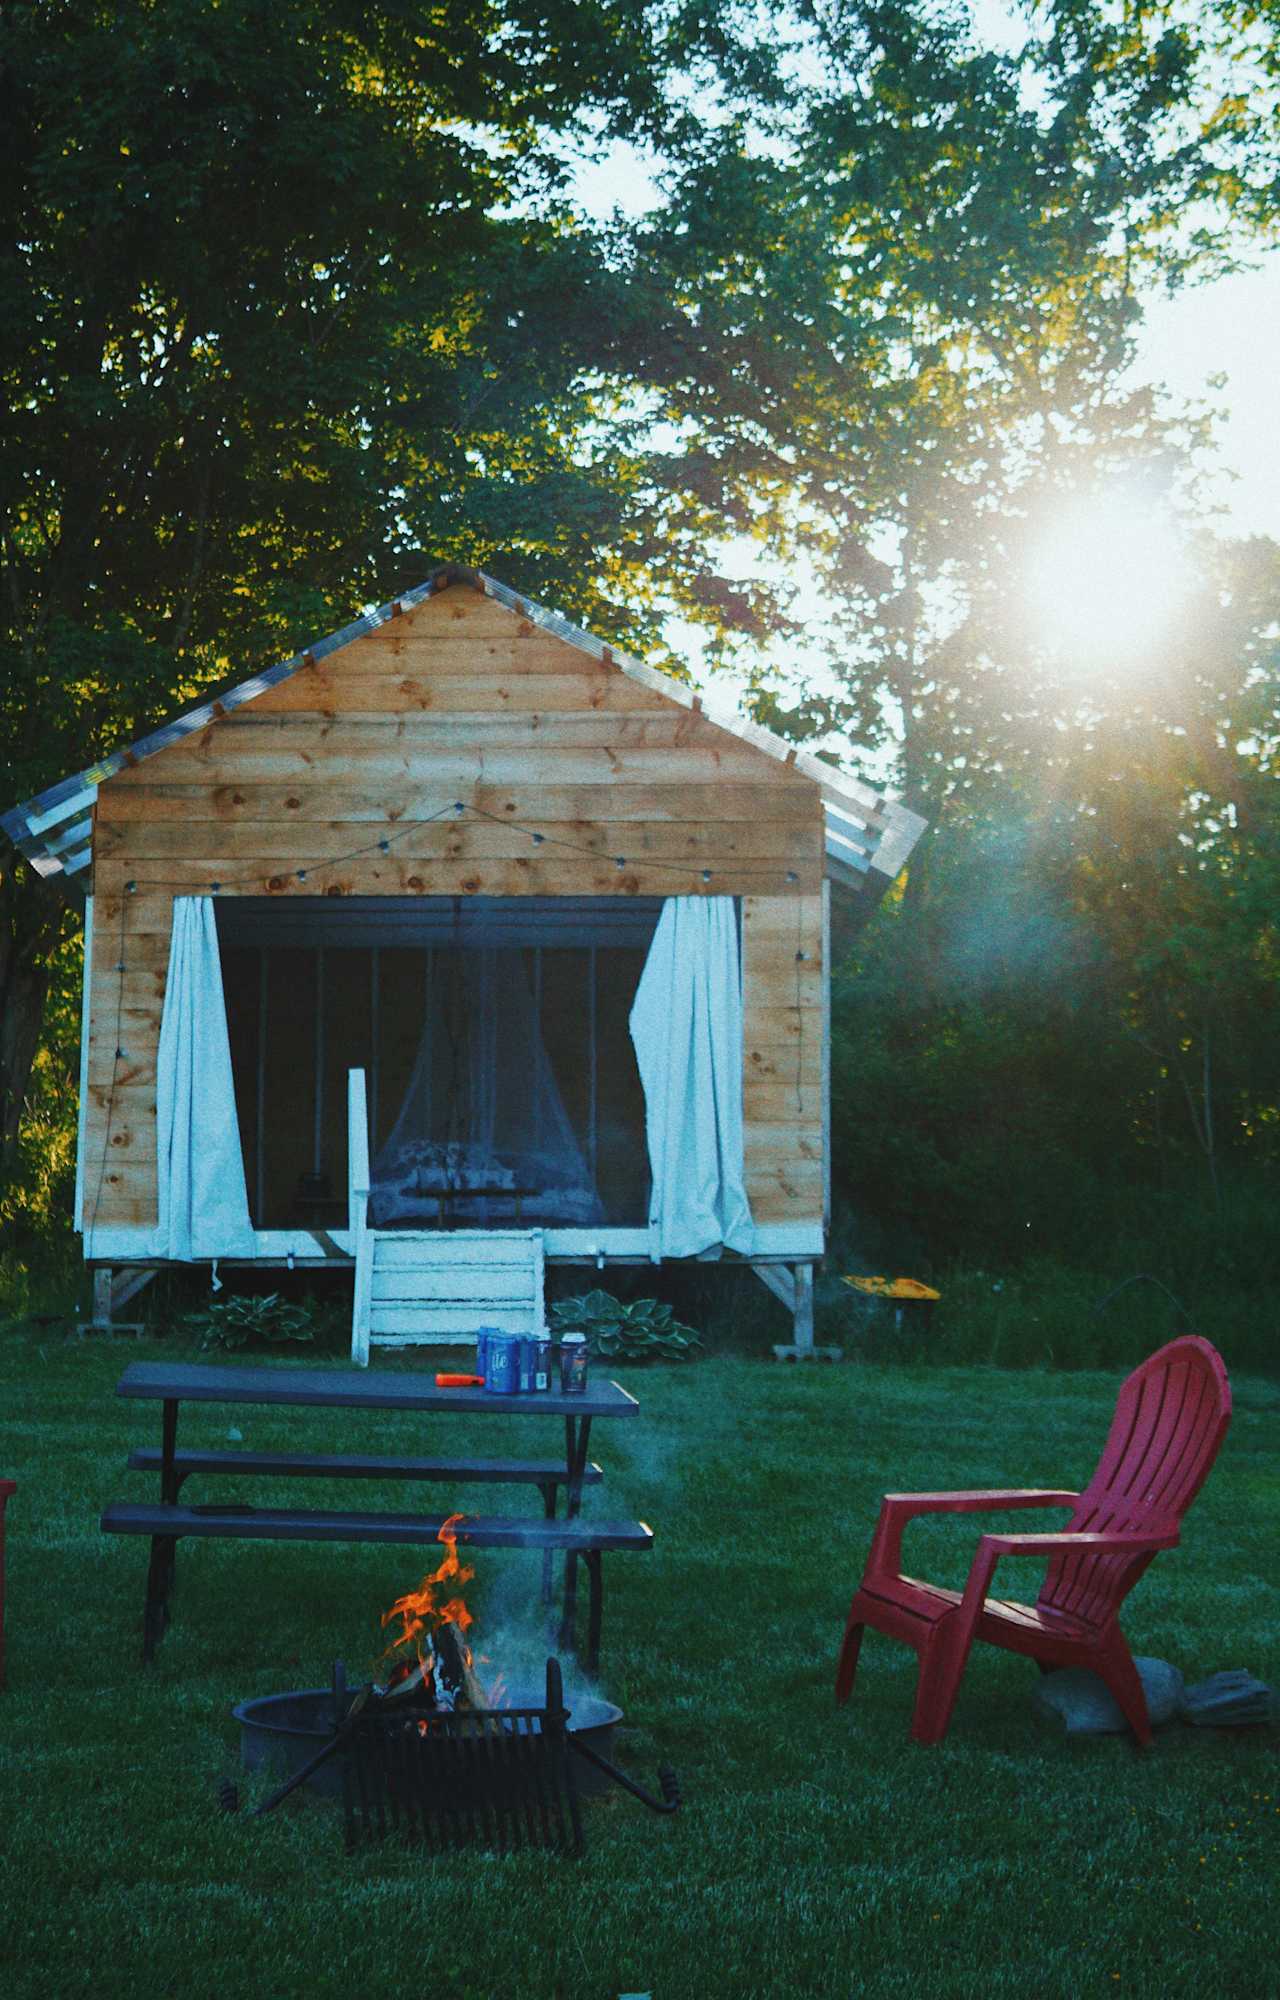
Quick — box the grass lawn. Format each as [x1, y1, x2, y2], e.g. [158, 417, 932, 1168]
[1, 1336, 1277, 2000]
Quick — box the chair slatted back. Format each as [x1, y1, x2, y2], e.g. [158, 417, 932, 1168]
[1038, 1337, 1231, 1629]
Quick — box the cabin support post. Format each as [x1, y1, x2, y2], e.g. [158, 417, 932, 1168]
[91, 1266, 113, 1329]
[79, 1265, 153, 1336]
[753, 1259, 840, 1361]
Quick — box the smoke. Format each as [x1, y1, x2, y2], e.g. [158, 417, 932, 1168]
[923, 818, 1101, 1004]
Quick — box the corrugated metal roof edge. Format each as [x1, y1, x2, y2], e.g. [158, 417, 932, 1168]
[2, 562, 927, 892]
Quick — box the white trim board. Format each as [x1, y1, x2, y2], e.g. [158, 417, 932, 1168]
[73, 895, 94, 1232]
[82, 1221, 824, 1262]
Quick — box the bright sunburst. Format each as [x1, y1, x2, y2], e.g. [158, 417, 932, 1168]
[1024, 495, 1193, 666]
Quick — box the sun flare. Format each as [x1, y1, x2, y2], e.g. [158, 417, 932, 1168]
[1024, 496, 1192, 665]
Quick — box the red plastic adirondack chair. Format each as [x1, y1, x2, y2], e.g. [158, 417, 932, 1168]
[835, 1336, 1231, 1746]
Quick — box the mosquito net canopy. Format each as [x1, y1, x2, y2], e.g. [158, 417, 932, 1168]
[370, 947, 603, 1228]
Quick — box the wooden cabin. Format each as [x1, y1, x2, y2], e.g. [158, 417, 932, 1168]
[3, 566, 924, 1357]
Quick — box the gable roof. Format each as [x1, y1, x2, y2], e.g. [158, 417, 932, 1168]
[1, 562, 925, 908]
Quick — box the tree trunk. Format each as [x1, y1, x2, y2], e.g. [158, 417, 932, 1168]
[0, 856, 74, 1184]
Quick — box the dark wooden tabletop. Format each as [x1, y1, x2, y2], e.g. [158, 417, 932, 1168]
[114, 1359, 640, 1419]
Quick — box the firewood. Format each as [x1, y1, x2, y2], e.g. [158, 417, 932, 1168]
[431, 1618, 490, 1711]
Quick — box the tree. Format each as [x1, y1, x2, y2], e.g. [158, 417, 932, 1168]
[0, 0, 779, 1172]
[612, 0, 1280, 1246]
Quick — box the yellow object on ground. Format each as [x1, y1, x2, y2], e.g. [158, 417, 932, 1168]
[842, 1275, 941, 1301]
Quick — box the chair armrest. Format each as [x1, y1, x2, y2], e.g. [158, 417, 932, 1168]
[882, 1489, 1079, 1515]
[868, 1490, 1078, 1575]
[958, 1527, 1179, 1623]
[982, 1530, 1179, 1557]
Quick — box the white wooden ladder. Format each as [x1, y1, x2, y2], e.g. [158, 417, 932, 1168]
[347, 1071, 546, 1367]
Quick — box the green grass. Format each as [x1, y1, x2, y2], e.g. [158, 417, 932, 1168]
[1, 1337, 1277, 2000]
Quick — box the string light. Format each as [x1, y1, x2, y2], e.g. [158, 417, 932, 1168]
[106, 801, 813, 896]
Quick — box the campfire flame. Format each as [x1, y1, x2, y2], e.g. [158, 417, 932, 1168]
[380, 1513, 480, 1705]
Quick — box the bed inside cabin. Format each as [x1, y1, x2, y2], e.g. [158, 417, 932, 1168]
[215, 896, 662, 1234]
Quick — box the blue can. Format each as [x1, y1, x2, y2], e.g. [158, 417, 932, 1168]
[484, 1331, 517, 1394]
[532, 1334, 552, 1393]
[516, 1334, 536, 1394]
[475, 1324, 501, 1385]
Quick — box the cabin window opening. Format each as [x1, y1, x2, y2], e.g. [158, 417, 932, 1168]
[217, 896, 663, 1231]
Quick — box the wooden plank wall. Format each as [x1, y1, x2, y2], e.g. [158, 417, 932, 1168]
[84, 583, 827, 1236]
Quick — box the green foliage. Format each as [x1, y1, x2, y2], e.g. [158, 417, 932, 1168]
[182, 1290, 317, 1353]
[550, 1288, 704, 1362]
[0, 920, 82, 1235]
[0, 0, 789, 1160]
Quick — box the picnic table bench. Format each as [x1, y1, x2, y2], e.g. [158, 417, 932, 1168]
[101, 1360, 650, 1674]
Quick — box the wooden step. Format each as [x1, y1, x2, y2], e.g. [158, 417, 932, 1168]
[371, 1231, 540, 1268]
[370, 1266, 536, 1304]
[352, 1227, 545, 1363]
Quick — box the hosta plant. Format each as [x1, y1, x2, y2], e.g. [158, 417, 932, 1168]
[183, 1291, 317, 1353]
[549, 1290, 703, 1363]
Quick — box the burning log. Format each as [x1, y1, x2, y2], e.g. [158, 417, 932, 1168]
[382, 1617, 489, 1712]
[430, 1618, 490, 1712]
[380, 1516, 492, 1711]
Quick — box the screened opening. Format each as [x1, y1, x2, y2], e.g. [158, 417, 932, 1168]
[217, 897, 662, 1231]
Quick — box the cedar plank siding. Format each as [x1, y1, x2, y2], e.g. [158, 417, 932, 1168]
[84, 584, 826, 1235]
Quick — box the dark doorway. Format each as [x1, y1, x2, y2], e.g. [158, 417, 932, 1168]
[217, 898, 659, 1231]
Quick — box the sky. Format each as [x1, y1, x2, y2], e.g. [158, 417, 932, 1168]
[1137, 260, 1280, 541]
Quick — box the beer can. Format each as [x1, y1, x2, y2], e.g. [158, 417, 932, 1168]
[484, 1331, 517, 1394]
[475, 1325, 493, 1383]
[532, 1334, 552, 1393]
[559, 1332, 589, 1395]
[516, 1334, 536, 1394]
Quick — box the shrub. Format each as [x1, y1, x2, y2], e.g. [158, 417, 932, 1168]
[183, 1291, 318, 1353]
[549, 1289, 703, 1362]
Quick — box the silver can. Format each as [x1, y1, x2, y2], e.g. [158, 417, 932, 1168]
[532, 1334, 552, 1393]
[516, 1334, 536, 1394]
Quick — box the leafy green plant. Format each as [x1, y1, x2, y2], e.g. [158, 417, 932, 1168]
[182, 1291, 317, 1353]
[550, 1289, 703, 1363]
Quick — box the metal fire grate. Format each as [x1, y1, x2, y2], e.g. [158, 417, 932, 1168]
[343, 1659, 584, 1854]
[230, 1656, 679, 1857]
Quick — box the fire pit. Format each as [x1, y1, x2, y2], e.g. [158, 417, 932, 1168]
[222, 1522, 677, 1851]
[226, 1656, 677, 1854]
[234, 1677, 625, 1801]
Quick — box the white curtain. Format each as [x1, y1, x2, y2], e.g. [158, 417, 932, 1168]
[154, 897, 255, 1260]
[629, 896, 756, 1260]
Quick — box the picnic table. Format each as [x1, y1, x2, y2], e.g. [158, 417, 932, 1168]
[100, 1359, 651, 1673]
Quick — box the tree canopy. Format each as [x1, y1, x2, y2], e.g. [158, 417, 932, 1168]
[2, 0, 1277, 1256]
